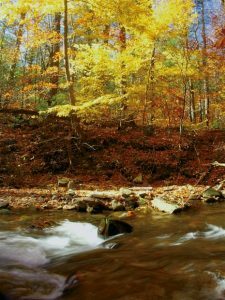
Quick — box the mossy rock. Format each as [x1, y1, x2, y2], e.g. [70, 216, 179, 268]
[202, 188, 224, 203]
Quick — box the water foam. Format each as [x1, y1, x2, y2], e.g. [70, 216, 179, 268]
[207, 272, 225, 300]
[204, 224, 225, 239]
[172, 224, 225, 246]
[0, 220, 104, 299]
[0, 220, 104, 267]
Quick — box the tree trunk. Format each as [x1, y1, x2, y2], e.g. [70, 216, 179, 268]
[48, 13, 61, 106]
[200, 0, 210, 127]
[64, 0, 75, 105]
[63, 0, 81, 160]
[118, 26, 127, 129]
[9, 13, 26, 81]
[189, 79, 196, 123]
[143, 46, 156, 126]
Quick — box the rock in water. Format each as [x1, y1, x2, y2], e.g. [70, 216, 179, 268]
[98, 218, 133, 238]
[63, 274, 78, 295]
[151, 196, 188, 214]
[111, 200, 125, 211]
[202, 188, 224, 203]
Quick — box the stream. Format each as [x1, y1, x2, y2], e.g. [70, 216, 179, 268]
[1, 204, 225, 300]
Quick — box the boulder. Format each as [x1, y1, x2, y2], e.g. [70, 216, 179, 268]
[63, 274, 78, 295]
[124, 197, 139, 210]
[90, 191, 118, 199]
[151, 196, 188, 214]
[202, 187, 224, 203]
[73, 200, 87, 212]
[63, 204, 77, 210]
[111, 199, 125, 211]
[119, 188, 132, 198]
[66, 189, 76, 196]
[86, 202, 105, 214]
[98, 218, 133, 238]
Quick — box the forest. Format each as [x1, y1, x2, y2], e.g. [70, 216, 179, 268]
[1, 1, 225, 300]
[0, 0, 224, 129]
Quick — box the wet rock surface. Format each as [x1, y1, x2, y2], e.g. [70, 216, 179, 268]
[151, 197, 188, 214]
[98, 218, 133, 238]
[201, 187, 224, 203]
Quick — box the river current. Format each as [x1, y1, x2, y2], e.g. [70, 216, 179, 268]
[1, 204, 225, 300]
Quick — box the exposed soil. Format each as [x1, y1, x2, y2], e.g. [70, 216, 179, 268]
[0, 115, 225, 189]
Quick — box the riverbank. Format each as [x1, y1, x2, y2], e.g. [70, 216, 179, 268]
[1, 116, 225, 215]
[1, 181, 224, 215]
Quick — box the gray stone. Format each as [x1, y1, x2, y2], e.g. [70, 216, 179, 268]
[130, 187, 153, 191]
[111, 200, 125, 211]
[63, 204, 77, 210]
[90, 191, 118, 199]
[86, 200, 105, 214]
[119, 188, 132, 198]
[189, 194, 201, 201]
[151, 197, 187, 214]
[202, 188, 224, 203]
[51, 194, 58, 201]
[124, 196, 139, 210]
[74, 200, 87, 212]
[67, 189, 76, 196]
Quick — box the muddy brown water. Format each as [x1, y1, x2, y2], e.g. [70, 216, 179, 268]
[1, 204, 225, 300]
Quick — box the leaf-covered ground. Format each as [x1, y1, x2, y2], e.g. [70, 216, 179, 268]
[0, 115, 225, 189]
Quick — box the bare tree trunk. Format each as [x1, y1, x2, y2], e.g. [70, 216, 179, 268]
[143, 46, 156, 126]
[189, 79, 196, 123]
[118, 26, 127, 129]
[48, 13, 61, 106]
[64, 0, 75, 106]
[200, 0, 210, 127]
[179, 81, 187, 136]
[63, 0, 81, 162]
[9, 13, 26, 81]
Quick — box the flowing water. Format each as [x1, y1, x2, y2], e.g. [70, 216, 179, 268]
[1, 204, 225, 300]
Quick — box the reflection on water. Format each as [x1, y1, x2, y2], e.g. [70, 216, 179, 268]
[1, 205, 225, 299]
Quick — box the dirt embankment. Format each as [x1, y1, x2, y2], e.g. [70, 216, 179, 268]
[0, 116, 225, 189]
